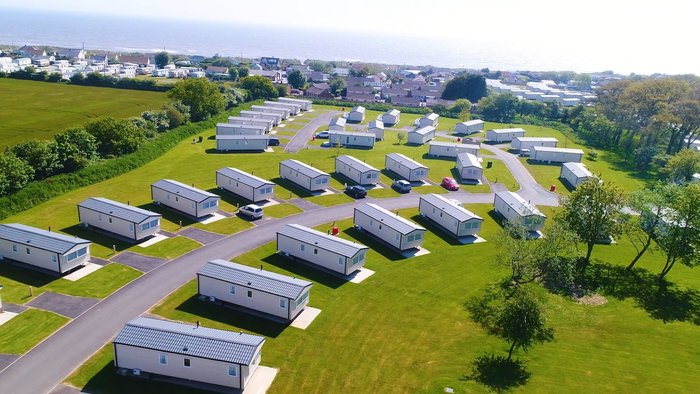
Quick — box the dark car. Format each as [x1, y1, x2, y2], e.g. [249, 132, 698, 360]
[391, 179, 412, 193]
[345, 185, 367, 198]
[268, 137, 280, 146]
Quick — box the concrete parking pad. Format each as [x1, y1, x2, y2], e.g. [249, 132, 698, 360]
[243, 366, 278, 394]
[62, 262, 104, 282]
[0, 311, 19, 327]
[111, 252, 167, 273]
[49, 384, 82, 394]
[458, 235, 487, 244]
[178, 227, 225, 245]
[198, 212, 227, 225]
[27, 292, 98, 319]
[257, 199, 281, 208]
[400, 247, 431, 258]
[310, 189, 336, 196]
[290, 307, 321, 330]
[348, 267, 376, 284]
[0, 354, 19, 371]
[288, 198, 322, 212]
[137, 234, 168, 248]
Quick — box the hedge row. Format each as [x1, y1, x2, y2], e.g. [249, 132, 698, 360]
[309, 99, 432, 115]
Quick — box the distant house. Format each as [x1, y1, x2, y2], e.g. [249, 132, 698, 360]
[305, 83, 334, 99]
[216, 167, 275, 203]
[456, 152, 483, 182]
[151, 179, 219, 218]
[353, 203, 426, 251]
[248, 69, 282, 83]
[227, 116, 273, 133]
[329, 131, 376, 149]
[530, 146, 584, 163]
[418, 113, 439, 128]
[381, 87, 409, 99]
[368, 120, 384, 140]
[19, 45, 46, 58]
[197, 259, 312, 321]
[239, 110, 282, 126]
[113, 317, 265, 390]
[428, 141, 479, 158]
[205, 65, 229, 76]
[259, 56, 280, 69]
[407, 126, 435, 145]
[328, 117, 347, 131]
[485, 128, 526, 143]
[216, 135, 269, 152]
[335, 155, 380, 185]
[345, 92, 376, 103]
[0, 223, 91, 275]
[419, 194, 483, 238]
[455, 120, 484, 135]
[346, 85, 375, 94]
[89, 54, 109, 65]
[347, 106, 366, 123]
[279, 159, 330, 192]
[382, 109, 401, 126]
[118, 55, 151, 66]
[278, 97, 313, 111]
[391, 96, 423, 107]
[277, 224, 368, 276]
[306, 71, 327, 82]
[385, 153, 429, 182]
[56, 48, 86, 60]
[493, 191, 546, 232]
[511, 137, 558, 152]
[216, 123, 266, 135]
[77, 197, 161, 242]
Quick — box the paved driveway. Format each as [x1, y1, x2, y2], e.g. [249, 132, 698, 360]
[27, 292, 99, 319]
[111, 251, 167, 272]
[284, 110, 341, 152]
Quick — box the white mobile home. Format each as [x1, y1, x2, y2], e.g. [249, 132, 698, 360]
[368, 120, 384, 140]
[216, 123, 266, 136]
[279, 159, 330, 192]
[407, 126, 436, 145]
[385, 153, 429, 182]
[485, 128, 526, 143]
[428, 141, 480, 158]
[418, 112, 439, 128]
[456, 152, 483, 181]
[353, 203, 426, 251]
[0, 223, 91, 275]
[530, 146, 584, 163]
[278, 97, 312, 111]
[382, 109, 401, 125]
[77, 197, 161, 242]
[455, 119, 485, 135]
[216, 167, 275, 203]
[493, 191, 546, 232]
[560, 162, 594, 188]
[251, 105, 289, 120]
[347, 106, 366, 122]
[277, 224, 368, 276]
[329, 131, 376, 148]
[419, 194, 484, 238]
[197, 259, 312, 321]
[151, 179, 219, 218]
[216, 135, 269, 152]
[328, 117, 347, 131]
[113, 317, 265, 390]
[239, 110, 282, 126]
[227, 116, 273, 133]
[264, 100, 301, 115]
[511, 137, 558, 152]
[335, 155, 380, 185]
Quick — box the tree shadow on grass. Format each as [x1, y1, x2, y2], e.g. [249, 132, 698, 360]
[342, 227, 406, 262]
[261, 254, 346, 289]
[461, 354, 530, 392]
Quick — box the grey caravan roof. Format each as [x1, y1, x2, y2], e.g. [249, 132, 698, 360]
[199, 259, 312, 299]
[531, 146, 584, 154]
[280, 159, 329, 178]
[562, 162, 593, 178]
[429, 141, 480, 151]
[420, 194, 483, 223]
[216, 123, 267, 131]
[114, 317, 265, 365]
[0, 223, 90, 254]
[278, 223, 368, 258]
[152, 179, 218, 203]
[216, 135, 269, 141]
[355, 203, 426, 235]
[386, 153, 427, 170]
[385, 108, 400, 116]
[78, 197, 161, 224]
[368, 120, 384, 129]
[456, 152, 482, 168]
[217, 167, 275, 188]
[336, 155, 379, 173]
[462, 119, 484, 126]
[329, 117, 347, 127]
[495, 191, 546, 218]
[411, 126, 435, 136]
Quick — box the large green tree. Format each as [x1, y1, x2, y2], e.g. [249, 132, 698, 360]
[661, 148, 700, 184]
[9, 140, 61, 180]
[54, 128, 99, 172]
[168, 78, 226, 121]
[655, 183, 700, 279]
[154, 51, 170, 69]
[441, 73, 487, 102]
[287, 70, 306, 89]
[478, 93, 519, 123]
[0, 152, 35, 196]
[83, 118, 146, 157]
[239, 75, 279, 100]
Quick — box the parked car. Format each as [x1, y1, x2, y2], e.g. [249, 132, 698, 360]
[315, 131, 330, 139]
[268, 137, 280, 146]
[238, 204, 264, 220]
[345, 185, 367, 199]
[441, 177, 459, 191]
[391, 179, 412, 193]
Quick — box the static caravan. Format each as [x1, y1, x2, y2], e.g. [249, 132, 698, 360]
[419, 194, 484, 238]
[530, 146, 584, 163]
[428, 141, 479, 158]
[493, 191, 546, 232]
[216, 135, 269, 152]
[456, 152, 483, 181]
[541, 94, 560, 103]
[385, 153, 429, 182]
[278, 97, 312, 111]
[511, 137, 558, 152]
[77, 197, 161, 242]
[198, 259, 312, 321]
[335, 155, 380, 185]
[151, 179, 219, 218]
[560, 162, 594, 188]
[277, 224, 368, 276]
[562, 98, 581, 107]
[347, 106, 366, 122]
[113, 317, 265, 390]
[382, 109, 401, 125]
[329, 117, 347, 131]
[279, 159, 330, 192]
[0, 223, 91, 275]
[353, 203, 426, 251]
[455, 119, 485, 135]
[264, 100, 300, 115]
[368, 120, 384, 140]
[418, 112, 439, 128]
[407, 126, 435, 145]
[485, 128, 526, 143]
[329, 131, 376, 148]
[251, 105, 289, 120]
[239, 110, 282, 126]
[216, 123, 266, 136]
[216, 167, 275, 203]
[227, 116, 273, 133]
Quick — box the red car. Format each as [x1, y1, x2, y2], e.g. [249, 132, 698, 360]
[441, 177, 460, 191]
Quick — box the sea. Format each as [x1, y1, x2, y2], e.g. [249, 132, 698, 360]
[0, 8, 696, 76]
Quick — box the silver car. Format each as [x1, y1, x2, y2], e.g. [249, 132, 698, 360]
[239, 204, 264, 220]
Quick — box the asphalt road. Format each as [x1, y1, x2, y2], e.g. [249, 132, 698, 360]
[284, 111, 341, 153]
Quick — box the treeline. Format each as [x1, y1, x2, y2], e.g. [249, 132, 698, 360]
[0, 67, 171, 92]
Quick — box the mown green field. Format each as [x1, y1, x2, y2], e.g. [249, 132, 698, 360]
[0, 79, 168, 149]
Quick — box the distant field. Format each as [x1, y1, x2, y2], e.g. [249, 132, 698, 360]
[0, 79, 168, 149]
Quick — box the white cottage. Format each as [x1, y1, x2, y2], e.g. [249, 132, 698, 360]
[216, 135, 269, 152]
[456, 152, 483, 182]
[278, 97, 312, 111]
[382, 109, 401, 126]
[418, 113, 439, 128]
[560, 162, 594, 188]
[485, 128, 526, 143]
[227, 116, 273, 133]
[151, 179, 219, 218]
[113, 317, 265, 390]
[239, 110, 282, 126]
[347, 106, 366, 122]
[428, 141, 480, 158]
[328, 117, 347, 131]
[279, 159, 330, 192]
[251, 105, 289, 120]
[216, 167, 275, 203]
[511, 137, 558, 152]
[455, 120, 485, 135]
[419, 194, 484, 238]
[493, 191, 546, 232]
[353, 203, 426, 251]
[530, 146, 584, 163]
[0, 224, 91, 275]
[277, 224, 369, 276]
[329, 131, 376, 148]
[78, 198, 161, 242]
[407, 126, 436, 145]
[216, 123, 266, 136]
[385, 153, 429, 182]
[264, 100, 301, 115]
[368, 120, 384, 140]
[198, 259, 312, 321]
[335, 155, 380, 185]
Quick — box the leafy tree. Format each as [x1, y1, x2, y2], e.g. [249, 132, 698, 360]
[168, 78, 226, 121]
[572, 73, 592, 90]
[329, 76, 345, 96]
[634, 145, 657, 171]
[661, 148, 700, 184]
[141, 110, 170, 133]
[478, 93, 519, 123]
[155, 51, 170, 69]
[162, 102, 190, 129]
[238, 67, 249, 78]
[238, 75, 278, 100]
[69, 73, 85, 85]
[83, 118, 146, 157]
[228, 67, 239, 81]
[9, 140, 61, 179]
[54, 128, 99, 172]
[396, 131, 406, 145]
[0, 152, 35, 196]
[275, 84, 287, 97]
[655, 183, 700, 279]
[449, 99, 472, 120]
[441, 73, 487, 102]
[287, 70, 306, 89]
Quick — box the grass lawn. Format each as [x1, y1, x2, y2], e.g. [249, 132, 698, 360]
[0, 309, 69, 354]
[192, 216, 254, 235]
[0, 79, 168, 149]
[135, 236, 202, 260]
[263, 203, 303, 218]
[305, 192, 354, 207]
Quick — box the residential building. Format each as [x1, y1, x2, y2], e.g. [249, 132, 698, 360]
[353, 203, 426, 251]
[151, 179, 219, 218]
[216, 167, 275, 203]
